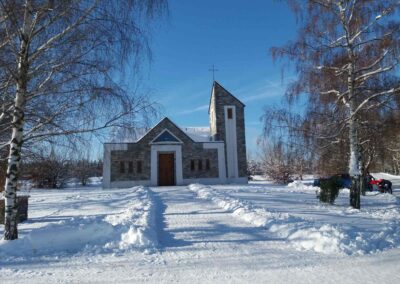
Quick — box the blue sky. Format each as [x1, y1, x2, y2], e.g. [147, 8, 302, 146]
[141, 0, 298, 157]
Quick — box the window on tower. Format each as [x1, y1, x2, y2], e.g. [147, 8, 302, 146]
[227, 108, 233, 119]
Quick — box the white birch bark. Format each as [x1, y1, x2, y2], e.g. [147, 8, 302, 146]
[4, 1, 30, 240]
[338, 0, 363, 208]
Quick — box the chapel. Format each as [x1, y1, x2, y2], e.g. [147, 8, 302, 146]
[103, 81, 247, 188]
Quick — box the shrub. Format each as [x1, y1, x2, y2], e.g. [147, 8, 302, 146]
[319, 176, 341, 204]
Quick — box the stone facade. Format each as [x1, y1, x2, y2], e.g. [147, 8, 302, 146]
[110, 118, 219, 183]
[103, 81, 247, 188]
[209, 82, 247, 178]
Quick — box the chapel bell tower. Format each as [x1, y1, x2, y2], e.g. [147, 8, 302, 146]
[209, 81, 247, 180]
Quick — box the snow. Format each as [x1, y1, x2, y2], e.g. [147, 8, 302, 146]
[349, 149, 359, 176]
[0, 186, 157, 259]
[190, 181, 400, 255]
[0, 178, 400, 283]
[181, 126, 211, 142]
[107, 126, 212, 143]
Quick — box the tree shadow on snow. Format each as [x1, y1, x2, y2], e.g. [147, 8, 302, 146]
[151, 190, 190, 250]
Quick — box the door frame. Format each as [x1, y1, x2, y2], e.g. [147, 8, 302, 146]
[151, 144, 182, 186]
[157, 152, 175, 186]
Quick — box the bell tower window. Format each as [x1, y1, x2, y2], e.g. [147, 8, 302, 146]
[227, 108, 233, 119]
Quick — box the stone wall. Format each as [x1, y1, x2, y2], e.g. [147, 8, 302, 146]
[209, 89, 217, 140]
[212, 82, 247, 178]
[110, 143, 150, 181]
[182, 145, 218, 179]
[110, 118, 219, 182]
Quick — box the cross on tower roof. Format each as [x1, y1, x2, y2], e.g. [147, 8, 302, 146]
[208, 64, 219, 81]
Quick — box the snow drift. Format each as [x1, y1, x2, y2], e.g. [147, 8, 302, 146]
[0, 186, 158, 257]
[189, 183, 400, 255]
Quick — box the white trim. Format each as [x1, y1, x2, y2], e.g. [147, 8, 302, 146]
[150, 128, 183, 144]
[227, 177, 248, 184]
[109, 180, 151, 188]
[108, 177, 247, 188]
[182, 178, 227, 185]
[103, 143, 128, 188]
[203, 142, 226, 183]
[151, 144, 183, 186]
[182, 177, 247, 185]
[224, 105, 239, 178]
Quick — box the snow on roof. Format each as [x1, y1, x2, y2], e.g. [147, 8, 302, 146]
[109, 126, 211, 143]
[181, 126, 211, 142]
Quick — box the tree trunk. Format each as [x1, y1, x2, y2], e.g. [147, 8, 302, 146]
[348, 116, 362, 208]
[347, 58, 362, 209]
[4, 8, 29, 239]
[4, 87, 27, 240]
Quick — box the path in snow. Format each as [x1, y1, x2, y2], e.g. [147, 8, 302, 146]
[1, 184, 400, 283]
[145, 186, 400, 283]
[148, 185, 324, 282]
[189, 182, 400, 255]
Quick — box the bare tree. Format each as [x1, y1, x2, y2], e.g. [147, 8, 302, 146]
[261, 105, 311, 181]
[271, 0, 400, 208]
[22, 148, 71, 189]
[0, 0, 167, 240]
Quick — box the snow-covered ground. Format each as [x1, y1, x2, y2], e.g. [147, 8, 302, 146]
[1, 176, 400, 283]
[0, 186, 158, 259]
[189, 181, 400, 255]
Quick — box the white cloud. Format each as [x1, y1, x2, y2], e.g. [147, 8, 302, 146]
[178, 104, 209, 115]
[234, 79, 290, 104]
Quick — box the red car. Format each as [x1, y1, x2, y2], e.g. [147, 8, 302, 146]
[368, 177, 393, 194]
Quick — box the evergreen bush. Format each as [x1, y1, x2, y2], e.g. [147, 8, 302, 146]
[319, 176, 341, 204]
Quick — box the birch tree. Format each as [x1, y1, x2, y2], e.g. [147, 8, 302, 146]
[271, 0, 400, 208]
[0, 0, 166, 240]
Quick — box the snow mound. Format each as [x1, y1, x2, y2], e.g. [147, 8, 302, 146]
[0, 186, 157, 257]
[287, 180, 320, 192]
[104, 187, 158, 251]
[189, 184, 297, 227]
[189, 184, 400, 255]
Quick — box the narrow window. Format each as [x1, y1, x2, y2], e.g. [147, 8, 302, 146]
[227, 108, 233, 119]
[120, 161, 125, 173]
[198, 159, 203, 170]
[206, 159, 210, 170]
[137, 161, 142, 174]
[190, 160, 195, 171]
[128, 161, 133, 173]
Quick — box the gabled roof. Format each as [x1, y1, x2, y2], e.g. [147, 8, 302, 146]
[106, 117, 212, 143]
[208, 81, 245, 114]
[181, 126, 210, 142]
[136, 117, 196, 143]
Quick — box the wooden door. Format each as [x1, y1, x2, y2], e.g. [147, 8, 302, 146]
[158, 153, 175, 186]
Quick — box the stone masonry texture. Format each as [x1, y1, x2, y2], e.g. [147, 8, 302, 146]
[209, 82, 247, 178]
[110, 118, 219, 182]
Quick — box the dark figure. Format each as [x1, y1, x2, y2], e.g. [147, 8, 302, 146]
[365, 173, 374, 192]
[379, 179, 392, 194]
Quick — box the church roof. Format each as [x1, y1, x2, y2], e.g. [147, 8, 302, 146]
[180, 126, 211, 142]
[108, 117, 211, 143]
[208, 81, 245, 114]
[137, 117, 196, 143]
